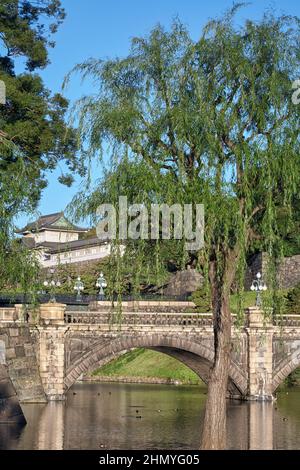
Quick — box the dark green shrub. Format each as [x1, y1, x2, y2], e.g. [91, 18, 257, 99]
[191, 287, 211, 312]
[286, 284, 300, 315]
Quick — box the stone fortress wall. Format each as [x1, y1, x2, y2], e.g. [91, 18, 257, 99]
[245, 253, 300, 290]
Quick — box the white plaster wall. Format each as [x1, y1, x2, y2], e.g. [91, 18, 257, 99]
[43, 231, 79, 243]
[30, 232, 46, 243]
[41, 244, 115, 268]
[23, 231, 79, 243]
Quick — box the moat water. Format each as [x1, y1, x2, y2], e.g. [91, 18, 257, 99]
[1, 382, 300, 450]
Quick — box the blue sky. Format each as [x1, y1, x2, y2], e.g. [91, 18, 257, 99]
[18, 0, 300, 227]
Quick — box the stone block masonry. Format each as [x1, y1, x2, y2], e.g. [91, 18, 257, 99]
[246, 252, 300, 289]
[278, 255, 300, 289]
[0, 324, 46, 403]
[37, 303, 67, 400]
[0, 364, 26, 424]
[37, 326, 67, 401]
[246, 307, 274, 400]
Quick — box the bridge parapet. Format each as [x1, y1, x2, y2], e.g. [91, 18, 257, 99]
[65, 310, 214, 327]
[273, 315, 300, 327]
[40, 303, 66, 326]
[2, 299, 299, 328]
[0, 304, 39, 323]
[88, 300, 196, 313]
[0, 307, 17, 322]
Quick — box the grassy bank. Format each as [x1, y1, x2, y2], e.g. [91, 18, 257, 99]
[283, 368, 300, 388]
[91, 347, 300, 388]
[91, 348, 203, 385]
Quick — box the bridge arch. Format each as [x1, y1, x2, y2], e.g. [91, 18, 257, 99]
[272, 347, 300, 392]
[64, 334, 248, 397]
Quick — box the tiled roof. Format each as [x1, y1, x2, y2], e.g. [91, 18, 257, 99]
[21, 237, 36, 249]
[22, 237, 109, 253]
[48, 237, 109, 253]
[16, 212, 88, 234]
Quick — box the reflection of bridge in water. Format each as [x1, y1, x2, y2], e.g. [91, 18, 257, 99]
[28, 390, 278, 450]
[0, 384, 284, 449]
[1, 300, 300, 407]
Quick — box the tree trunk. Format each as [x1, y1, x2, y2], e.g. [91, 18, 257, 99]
[200, 259, 233, 450]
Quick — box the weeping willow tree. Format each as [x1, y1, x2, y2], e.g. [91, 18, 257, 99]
[67, 5, 300, 449]
[0, 135, 40, 295]
[68, 157, 196, 296]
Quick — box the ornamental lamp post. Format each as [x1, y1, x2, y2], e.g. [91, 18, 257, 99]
[43, 269, 61, 303]
[250, 272, 267, 307]
[96, 272, 107, 300]
[74, 276, 84, 302]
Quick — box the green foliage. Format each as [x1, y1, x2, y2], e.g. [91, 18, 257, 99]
[286, 284, 300, 315]
[41, 259, 111, 295]
[191, 288, 211, 313]
[67, 158, 199, 294]
[0, 1, 65, 71]
[0, 239, 40, 299]
[284, 368, 300, 387]
[277, 198, 300, 257]
[0, 140, 40, 297]
[92, 348, 202, 385]
[0, 1, 84, 293]
[0, 0, 84, 209]
[42, 247, 172, 297]
[191, 289, 259, 314]
[0, 75, 83, 209]
[229, 291, 257, 315]
[67, 5, 300, 342]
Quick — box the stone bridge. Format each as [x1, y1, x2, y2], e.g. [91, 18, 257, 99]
[1, 300, 300, 413]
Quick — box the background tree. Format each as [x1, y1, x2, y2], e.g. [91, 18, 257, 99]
[0, 0, 85, 291]
[0, 0, 85, 200]
[68, 6, 300, 449]
[277, 196, 300, 256]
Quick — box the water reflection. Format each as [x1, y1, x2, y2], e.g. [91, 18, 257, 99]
[38, 403, 65, 450]
[63, 383, 206, 449]
[249, 402, 273, 450]
[1, 383, 300, 450]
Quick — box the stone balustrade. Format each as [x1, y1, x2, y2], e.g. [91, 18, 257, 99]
[0, 308, 17, 322]
[65, 310, 214, 327]
[1, 302, 300, 329]
[89, 300, 196, 313]
[273, 315, 300, 327]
